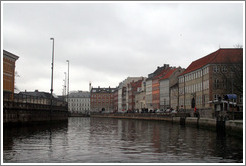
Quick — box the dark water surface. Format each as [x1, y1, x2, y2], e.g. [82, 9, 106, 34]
[3, 117, 243, 163]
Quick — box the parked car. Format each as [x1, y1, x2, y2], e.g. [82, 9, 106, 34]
[171, 110, 177, 114]
[156, 109, 163, 113]
[165, 109, 171, 113]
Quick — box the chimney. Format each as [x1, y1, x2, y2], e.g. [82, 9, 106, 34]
[89, 81, 92, 92]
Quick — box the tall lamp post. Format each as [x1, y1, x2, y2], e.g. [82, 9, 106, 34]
[64, 72, 67, 97]
[50, 37, 55, 120]
[66, 60, 69, 111]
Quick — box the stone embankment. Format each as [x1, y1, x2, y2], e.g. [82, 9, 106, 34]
[91, 113, 243, 138]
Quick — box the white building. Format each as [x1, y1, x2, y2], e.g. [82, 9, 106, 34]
[145, 79, 153, 110]
[68, 91, 90, 114]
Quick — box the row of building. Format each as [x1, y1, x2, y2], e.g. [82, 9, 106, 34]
[87, 48, 243, 115]
[3, 48, 243, 117]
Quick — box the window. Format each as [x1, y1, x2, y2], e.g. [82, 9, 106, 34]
[214, 79, 219, 89]
[222, 66, 227, 73]
[213, 65, 219, 73]
[221, 79, 227, 88]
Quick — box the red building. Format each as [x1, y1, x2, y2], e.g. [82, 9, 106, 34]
[152, 67, 171, 110]
[90, 86, 117, 113]
[127, 79, 143, 111]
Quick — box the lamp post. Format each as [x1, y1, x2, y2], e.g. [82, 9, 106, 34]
[50, 37, 54, 120]
[64, 72, 67, 97]
[66, 60, 69, 111]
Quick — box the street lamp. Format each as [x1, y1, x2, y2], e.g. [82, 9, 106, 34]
[50, 37, 55, 120]
[64, 72, 67, 97]
[66, 60, 69, 111]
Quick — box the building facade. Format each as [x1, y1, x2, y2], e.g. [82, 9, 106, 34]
[145, 79, 153, 110]
[170, 83, 179, 110]
[91, 87, 116, 113]
[146, 64, 170, 110]
[159, 67, 184, 110]
[117, 77, 144, 112]
[178, 48, 243, 114]
[3, 50, 19, 98]
[135, 78, 147, 111]
[68, 91, 90, 114]
[127, 79, 145, 111]
[113, 88, 118, 112]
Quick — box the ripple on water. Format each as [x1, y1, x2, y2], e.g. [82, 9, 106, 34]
[3, 118, 243, 163]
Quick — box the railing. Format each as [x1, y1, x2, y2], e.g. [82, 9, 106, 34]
[3, 92, 68, 111]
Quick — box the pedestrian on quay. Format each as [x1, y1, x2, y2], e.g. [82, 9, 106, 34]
[194, 106, 197, 117]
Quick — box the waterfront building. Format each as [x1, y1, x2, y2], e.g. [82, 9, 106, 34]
[178, 48, 243, 115]
[170, 83, 179, 110]
[146, 64, 170, 110]
[145, 78, 153, 110]
[68, 91, 90, 114]
[152, 67, 171, 110]
[90, 87, 116, 113]
[117, 77, 144, 112]
[135, 78, 147, 111]
[113, 88, 118, 112]
[127, 78, 145, 111]
[159, 67, 184, 110]
[3, 50, 19, 99]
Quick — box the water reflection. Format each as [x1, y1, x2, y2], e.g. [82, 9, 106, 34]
[3, 117, 243, 163]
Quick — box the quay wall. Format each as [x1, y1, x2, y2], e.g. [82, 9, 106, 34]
[91, 113, 243, 138]
[3, 109, 68, 126]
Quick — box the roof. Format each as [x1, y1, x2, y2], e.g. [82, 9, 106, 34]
[3, 50, 19, 61]
[180, 48, 243, 76]
[147, 64, 170, 80]
[19, 90, 53, 99]
[159, 68, 177, 81]
[69, 91, 90, 98]
[91, 87, 117, 93]
[152, 67, 171, 80]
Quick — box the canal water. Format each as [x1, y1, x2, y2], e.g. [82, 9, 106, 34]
[3, 117, 243, 163]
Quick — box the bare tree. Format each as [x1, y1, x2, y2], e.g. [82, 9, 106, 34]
[233, 44, 243, 48]
[217, 58, 243, 95]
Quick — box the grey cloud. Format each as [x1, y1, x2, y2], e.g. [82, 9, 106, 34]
[3, 2, 243, 95]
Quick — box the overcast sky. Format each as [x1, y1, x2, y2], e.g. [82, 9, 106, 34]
[2, 2, 244, 96]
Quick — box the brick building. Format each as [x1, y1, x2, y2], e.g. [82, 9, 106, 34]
[3, 50, 19, 98]
[90, 86, 117, 113]
[127, 78, 145, 111]
[178, 48, 243, 116]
